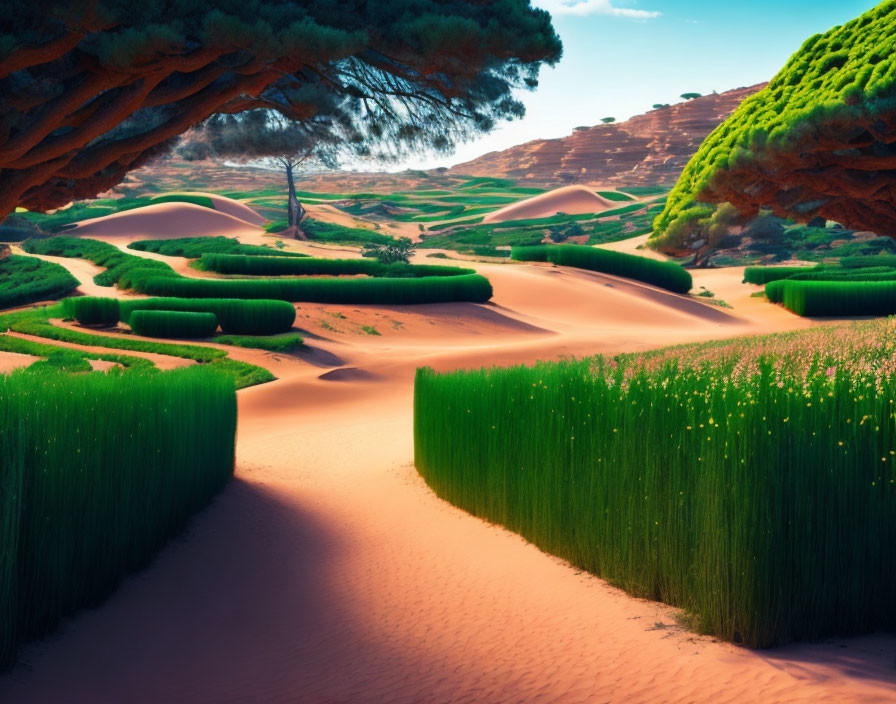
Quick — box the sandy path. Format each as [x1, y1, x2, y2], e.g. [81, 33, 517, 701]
[1, 253, 893, 702]
[0, 349, 42, 373]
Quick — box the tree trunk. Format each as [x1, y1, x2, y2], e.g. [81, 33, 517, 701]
[285, 162, 307, 239]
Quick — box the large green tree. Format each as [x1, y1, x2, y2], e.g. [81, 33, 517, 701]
[182, 107, 358, 235]
[652, 1, 896, 253]
[0, 0, 561, 219]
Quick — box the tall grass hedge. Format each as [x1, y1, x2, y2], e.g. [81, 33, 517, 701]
[62, 297, 119, 326]
[512, 244, 692, 294]
[742, 266, 813, 285]
[129, 310, 219, 338]
[119, 298, 295, 335]
[0, 367, 236, 665]
[136, 272, 493, 304]
[779, 280, 896, 317]
[198, 253, 474, 278]
[415, 323, 896, 647]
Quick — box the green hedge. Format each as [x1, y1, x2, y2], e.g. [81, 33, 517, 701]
[0, 255, 78, 309]
[23, 236, 175, 287]
[62, 297, 119, 326]
[779, 280, 896, 316]
[512, 244, 692, 294]
[742, 266, 814, 285]
[0, 367, 236, 665]
[135, 273, 493, 304]
[415, 332, 896, 647]
[120, 297, 296, 335]
[129, 310, 219, 338]
[129, 236, 308, 259]
[198, 253, 474, 278]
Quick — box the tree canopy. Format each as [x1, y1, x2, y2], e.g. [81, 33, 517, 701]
[653, 1, 896, 252]
[0, 0, 561, 218]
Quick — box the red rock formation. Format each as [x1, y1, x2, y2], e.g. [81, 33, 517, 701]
[449, 85, 765, 186]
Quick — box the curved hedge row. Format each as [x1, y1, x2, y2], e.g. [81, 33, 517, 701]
[0, 367, 236, 665]
[120, 298, 296, 335]
[62, 297, 119, 326]
[777, 280, 896, 317]
[129, 310, 219, 338]
[0, 255, 78, 309]
[135, 273, 494, 304]
[742, 266, 813, 285]
[511, 245, 692, 294]
[198, 253, 475, 278]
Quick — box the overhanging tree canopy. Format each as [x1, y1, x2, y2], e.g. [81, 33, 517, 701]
[652, 0, 896, 252]
[0, 0, 561, 218]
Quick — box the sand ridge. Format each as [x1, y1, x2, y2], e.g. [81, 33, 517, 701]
[69, 201, 263, 240]
[482, 185, 619, 223]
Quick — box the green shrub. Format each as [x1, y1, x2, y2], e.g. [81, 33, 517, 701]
[742, 266, 814, 284]
[0, 367, 236, 665]
[129, 236, 307, 258]
[62, 297, 120, 326]
[119, 298, 295, 335]
[300, 218, 393, 245]
[512, 244, 691, 293]
[0, 255, 78, 308]
[136, 273, 493, 304]
[415, 319, 896, 647]
[129, 310, 219, 338]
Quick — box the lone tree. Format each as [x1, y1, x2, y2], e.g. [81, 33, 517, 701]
[0, 1, 561, 220]
[680, 93, 703, 101]
[600, 117, 616, 124]
[652, 103, 671, 109]
[183, 107, 357, 236]
[653, 2, 896, 253]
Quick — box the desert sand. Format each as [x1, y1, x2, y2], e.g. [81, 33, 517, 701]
[156, 192, 268, 227]
[482, 185, 618, 223]
[69, 202, 263, 240]
[2, 202, 894, 703]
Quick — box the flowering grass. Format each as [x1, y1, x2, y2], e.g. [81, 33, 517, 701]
[0, 366, 236, 666]
[415, 318, 896, 647]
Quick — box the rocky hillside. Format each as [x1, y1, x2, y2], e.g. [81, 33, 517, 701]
[449, 85, 764, 187]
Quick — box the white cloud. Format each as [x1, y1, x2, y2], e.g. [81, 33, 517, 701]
[535, 0, 660, 19]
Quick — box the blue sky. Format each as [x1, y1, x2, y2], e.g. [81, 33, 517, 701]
[405, 0, 877, 170]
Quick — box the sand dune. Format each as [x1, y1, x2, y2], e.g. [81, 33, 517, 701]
[482, 185, 618, 223]
[157, 192, 267, 227]
[69, 202, 263, 240]
[4, 246, 891, 703]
